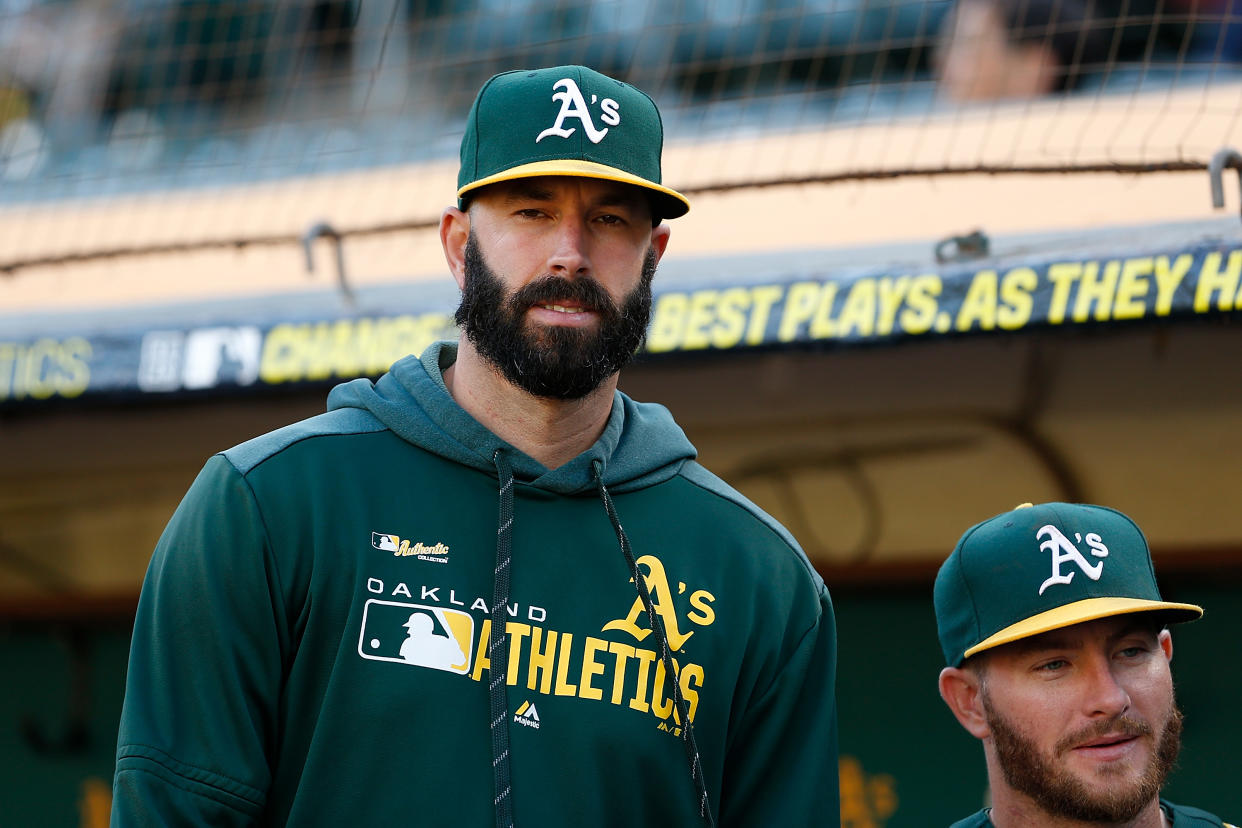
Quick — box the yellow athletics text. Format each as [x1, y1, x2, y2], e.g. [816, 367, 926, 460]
[469, 619, 703, 725]
[0, 337, 92, 401]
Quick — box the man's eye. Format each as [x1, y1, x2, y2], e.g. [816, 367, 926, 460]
[1036, 659, 1068, 672]
[596, 214, 625, 225]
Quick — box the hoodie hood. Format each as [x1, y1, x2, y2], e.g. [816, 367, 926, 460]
[326, 341, 697, 495]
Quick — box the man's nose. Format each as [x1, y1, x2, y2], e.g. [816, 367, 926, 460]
[547, 218, 591, 277]
[1083, 655, 1132, 718]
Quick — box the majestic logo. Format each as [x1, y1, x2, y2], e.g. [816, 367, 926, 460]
[1037, 524, 1109, 595]
[372, 532, 450, 563]
[602, 555, 716, 651]
[513, 700, 541, 729]
[358, 599, 473, 674]
[535, 78, 620, 145]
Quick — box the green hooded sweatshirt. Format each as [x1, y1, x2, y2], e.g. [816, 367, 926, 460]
[113, 342, 839, 827]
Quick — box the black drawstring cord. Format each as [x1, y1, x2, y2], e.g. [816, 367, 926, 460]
[491, 449, 516, 828]
[591, 460, 716, 828]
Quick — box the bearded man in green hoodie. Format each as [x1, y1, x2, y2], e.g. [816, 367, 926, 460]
[113, 65, 839, 828]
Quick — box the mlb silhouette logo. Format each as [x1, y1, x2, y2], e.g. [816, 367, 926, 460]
[182, 327, 262, 389]
[372, 532, 400, 552]
[358, 599, 473, 675]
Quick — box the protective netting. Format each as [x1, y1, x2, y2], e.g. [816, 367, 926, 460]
[0, 1, 1239, 219]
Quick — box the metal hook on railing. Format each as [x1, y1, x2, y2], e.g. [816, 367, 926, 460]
[302, 221, 356, 307]
[935, 229, 990, 264]
[1208, 147, 1242, 223]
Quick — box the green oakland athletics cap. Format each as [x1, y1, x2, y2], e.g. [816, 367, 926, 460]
[934, 502, 1202, 666]
[457, 65, 689, 220]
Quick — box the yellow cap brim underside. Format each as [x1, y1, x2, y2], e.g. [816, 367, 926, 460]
[963, 596, 1204, 659]
[457, 159, 690, 216]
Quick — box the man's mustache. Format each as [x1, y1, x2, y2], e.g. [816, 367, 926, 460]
[509, 275, 617, 316]
[1057, 714, 1153, 754]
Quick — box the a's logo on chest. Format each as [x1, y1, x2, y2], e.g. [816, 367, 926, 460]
[602, 555, 716, 650]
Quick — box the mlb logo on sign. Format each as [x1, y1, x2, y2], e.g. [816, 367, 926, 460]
[358, 599, 473, 675]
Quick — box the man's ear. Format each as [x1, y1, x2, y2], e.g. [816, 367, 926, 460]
[939, 666, 990, 739]
[649, 222, 671, 264]
[1159, 628, 1173, 663]
[441, 206, 470, 289]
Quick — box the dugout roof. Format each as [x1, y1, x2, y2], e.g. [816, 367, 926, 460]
[3, 215, 1239, 404]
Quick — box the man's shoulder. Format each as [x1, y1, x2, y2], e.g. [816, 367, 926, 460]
[946, 809, 992, 827]
[223, 407, 388, 475]
[675, 460, 823, 588]
[1164, 799, 1235, 827]
[676, 461, 791, 538]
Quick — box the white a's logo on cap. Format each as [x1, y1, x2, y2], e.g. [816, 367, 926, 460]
[1037, 524, 1109, 595]
[536, 78, 620, 145]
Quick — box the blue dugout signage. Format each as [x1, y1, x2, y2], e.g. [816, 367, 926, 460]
[3, 239, 1241, 404]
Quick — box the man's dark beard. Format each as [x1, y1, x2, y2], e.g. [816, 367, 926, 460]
[455, 234, 657, 400]
[984, 686, 1182, 823]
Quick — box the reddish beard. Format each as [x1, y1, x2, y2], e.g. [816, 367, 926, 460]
[983, 686, 1182, 823]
